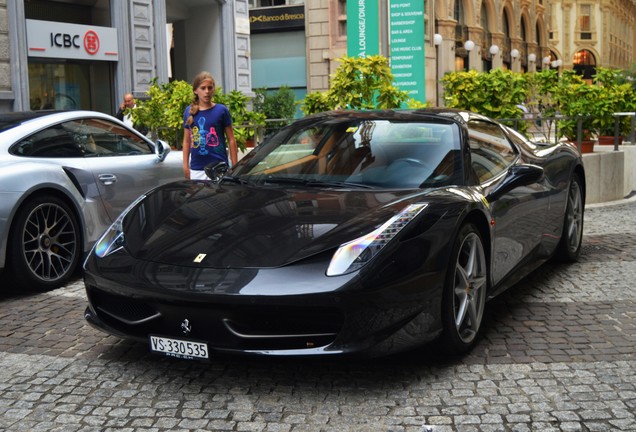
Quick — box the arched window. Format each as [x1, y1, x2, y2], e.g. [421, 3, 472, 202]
[573, 50, 596, 79]
[481, 3, 492, 71]
[455, 0, 469, 70]
[520, 18, 528, 71]
[502, 12, 512, 69]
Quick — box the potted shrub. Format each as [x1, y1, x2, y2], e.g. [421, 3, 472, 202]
[254, 85, 296, 138]
[590, 67, 634, 145]
[553, 71, 596, 153]
[442, 68, 530, 134]
[299, 55, 411, 115]
[132, 78, 193, 148]
[133, 80, 265, 152]
[214, 89, 266, 151]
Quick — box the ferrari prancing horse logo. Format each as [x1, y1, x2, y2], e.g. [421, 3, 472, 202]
[181, 319, 192, 335]
[193, 253, 206, 263]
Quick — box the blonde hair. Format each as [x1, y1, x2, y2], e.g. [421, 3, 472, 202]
[186, 71, 216, 126]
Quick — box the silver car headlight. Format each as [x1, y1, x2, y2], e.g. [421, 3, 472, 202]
[94, 193, 147, 258]
[326, 203, 428, 276]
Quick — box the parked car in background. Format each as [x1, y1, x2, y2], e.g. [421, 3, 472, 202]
[0, 110, 183, 291]
[83, 109, 585, 360]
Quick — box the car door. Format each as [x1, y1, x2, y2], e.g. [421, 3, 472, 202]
[467, 119, 551, 285]
[67, 118, 181, 222]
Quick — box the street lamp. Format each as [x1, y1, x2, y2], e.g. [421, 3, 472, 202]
[464, 40, 474, 70]
[434, 34, 443, 106]
[489, 45, 499, 56]
[542, 56, 550, 70]
[511, 48, 520, 60]
[528, 53, 536, 63]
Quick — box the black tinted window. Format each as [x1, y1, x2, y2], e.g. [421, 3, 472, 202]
[71, 119, 152, 157]
[12, 123, 83, 157]
[233, 118, 463, 188]
[468, 120, 517, 183]
[11, 118, 152, 158]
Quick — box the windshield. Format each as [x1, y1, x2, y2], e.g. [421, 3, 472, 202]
[232, 116, 463, 189]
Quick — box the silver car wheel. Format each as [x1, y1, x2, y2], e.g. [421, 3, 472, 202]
[20, 202, 78, 283]
[452, 231, 487, 345]
[565, 178, 583, 253]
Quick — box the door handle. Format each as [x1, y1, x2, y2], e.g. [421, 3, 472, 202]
[98, 174, 117, 185]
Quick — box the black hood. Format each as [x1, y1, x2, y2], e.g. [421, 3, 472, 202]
[122, 181, 431, 268]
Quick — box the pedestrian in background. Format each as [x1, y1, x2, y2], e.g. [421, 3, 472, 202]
[115, 93, 148, 135]
[182, 71, 238, 180]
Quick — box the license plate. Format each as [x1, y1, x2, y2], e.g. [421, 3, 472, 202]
[150, 335, 209, 360]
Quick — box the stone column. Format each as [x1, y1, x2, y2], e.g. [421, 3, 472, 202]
[435, 20, 457, 106]
[467, 27, 483, 72]
[490, 33, 504, 70]
[526, 42, 539, 72]
[510, 38, 523, 72]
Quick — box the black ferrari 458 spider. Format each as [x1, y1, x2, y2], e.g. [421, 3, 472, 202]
[83, 109, 585, 360]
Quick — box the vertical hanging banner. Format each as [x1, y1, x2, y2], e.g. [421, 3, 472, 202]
[389, 1, 426, 103]
[347, 1, 380, 57]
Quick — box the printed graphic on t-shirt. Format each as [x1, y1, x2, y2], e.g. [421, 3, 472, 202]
[191, 116, 221, 156]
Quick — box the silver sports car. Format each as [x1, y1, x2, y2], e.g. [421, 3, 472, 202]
[0, 110, 183, 291]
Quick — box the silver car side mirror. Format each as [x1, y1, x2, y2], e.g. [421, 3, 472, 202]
[155, 140, 171, 162]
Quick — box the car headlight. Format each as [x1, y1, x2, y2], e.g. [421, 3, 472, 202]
[93, 194, 146, 258]
[326, 203, 428, 276]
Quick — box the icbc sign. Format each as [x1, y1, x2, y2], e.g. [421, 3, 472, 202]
[27, 19, 118, 61]
[50, 30, 100, 55]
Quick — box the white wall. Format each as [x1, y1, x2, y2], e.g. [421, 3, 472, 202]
[183, 5, 224, 88]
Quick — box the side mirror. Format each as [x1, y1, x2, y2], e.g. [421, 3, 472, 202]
[487, 164, 544, 202]
[155, 140, 171, 162]
[204, 161, 229, 183]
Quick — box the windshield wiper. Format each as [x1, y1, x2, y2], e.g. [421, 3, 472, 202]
[264, 176, 374, 189]
[220, 175, 249, 185]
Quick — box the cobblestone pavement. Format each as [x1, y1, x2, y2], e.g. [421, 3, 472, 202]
[0, 199, 634, 432]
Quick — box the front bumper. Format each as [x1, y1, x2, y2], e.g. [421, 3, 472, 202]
[83, 251, 445, 358]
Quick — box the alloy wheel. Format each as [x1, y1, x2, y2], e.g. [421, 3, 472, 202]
[21, 202, 78, 283]
[565, 179, 583, 254]
[452, 231, 487, 344]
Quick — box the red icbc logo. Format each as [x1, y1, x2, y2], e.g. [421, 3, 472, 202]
[84, 30, 100, 55]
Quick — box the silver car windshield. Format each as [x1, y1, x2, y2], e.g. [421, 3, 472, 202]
[233, 118, 463, 189]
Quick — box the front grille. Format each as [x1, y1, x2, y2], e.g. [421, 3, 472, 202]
[87, 288, 161, 331]
[86, 286, 345, 351]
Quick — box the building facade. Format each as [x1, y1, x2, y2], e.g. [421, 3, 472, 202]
[0, 0, 251, 114]
[303, 0, 553, 105]
[300, 0, 634, 105]
[1, 0, 634, 115]
[548, 0, 635, 79]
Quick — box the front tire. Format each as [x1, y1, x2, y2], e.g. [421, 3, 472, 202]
[555, 173, 584, 262]
[8, 196, 81, 291]
[440, 223, 488, 354]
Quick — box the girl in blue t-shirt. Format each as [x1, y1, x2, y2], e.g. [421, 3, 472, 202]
[182, 71, 238, 180]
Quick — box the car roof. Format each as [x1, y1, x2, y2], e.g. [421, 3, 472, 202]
[0, 110, 71, 133]
[302, 108, 483, 126]
[0, 110, 119, 134]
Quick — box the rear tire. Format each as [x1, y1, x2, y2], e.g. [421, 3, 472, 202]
[555, 173, 584, 262]
[440, 223, 488, 354]
[8, 196, 81, 291]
